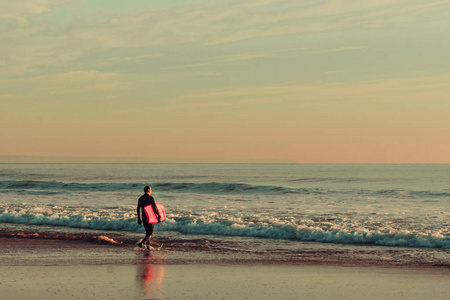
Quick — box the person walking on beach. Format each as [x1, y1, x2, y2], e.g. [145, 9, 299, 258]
[137, 186, 161, 249]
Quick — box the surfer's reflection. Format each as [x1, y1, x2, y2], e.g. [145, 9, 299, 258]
[138, 252, 166, 299]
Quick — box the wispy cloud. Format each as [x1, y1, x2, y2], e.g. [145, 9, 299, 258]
[166, 47, 312, 70]
[0, 70, 120, 99]
[0, 0, 62, 25]
[194, 72, 222, 77]
[168, 53, 270, 70]
[2, 0, 449, 77]
[307, 46, 368, 55]
[1, 0, 449, 104]
[160, 74, 450, 111]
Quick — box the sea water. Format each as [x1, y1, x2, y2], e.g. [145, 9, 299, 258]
[1, 164, 449, 257]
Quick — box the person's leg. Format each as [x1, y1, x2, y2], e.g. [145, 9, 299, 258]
[140, 223, 154, 246]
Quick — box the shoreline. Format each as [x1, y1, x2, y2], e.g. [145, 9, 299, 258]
[2, 235, 449, 269]
[1, 237, 449, 300]
[1, 229, 450, 268]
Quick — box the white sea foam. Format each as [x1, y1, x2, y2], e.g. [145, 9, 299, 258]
[1, 204, 448, 249]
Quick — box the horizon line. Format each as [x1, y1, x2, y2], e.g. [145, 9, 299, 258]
[0, 155, 448, 165]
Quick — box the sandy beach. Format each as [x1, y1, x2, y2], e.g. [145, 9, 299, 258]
[1, 237, 448, 300]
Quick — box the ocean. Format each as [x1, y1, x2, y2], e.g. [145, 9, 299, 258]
[1, 164, 449, 266]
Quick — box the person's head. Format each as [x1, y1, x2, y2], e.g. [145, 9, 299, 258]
[144, 186, 152, 195]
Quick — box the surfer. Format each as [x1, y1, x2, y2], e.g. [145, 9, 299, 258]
[137, 186, 161, 249]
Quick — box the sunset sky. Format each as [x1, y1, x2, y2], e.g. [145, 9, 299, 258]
[1, 0, 449, 163]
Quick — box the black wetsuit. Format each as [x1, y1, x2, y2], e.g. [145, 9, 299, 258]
[137, 194, 160, 245]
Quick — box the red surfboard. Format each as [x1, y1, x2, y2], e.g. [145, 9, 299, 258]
[144, 203, 166, 223]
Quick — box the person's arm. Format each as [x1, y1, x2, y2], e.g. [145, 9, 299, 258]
[137, 199, 142, 224]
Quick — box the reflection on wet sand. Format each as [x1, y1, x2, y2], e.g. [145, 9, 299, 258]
[138, 252, 166, 299]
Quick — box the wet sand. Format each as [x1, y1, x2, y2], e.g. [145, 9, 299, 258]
[1, 237, 449, 300]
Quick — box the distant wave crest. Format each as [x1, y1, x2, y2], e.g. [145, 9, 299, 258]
[1, 180, 449, 198]
[0, 180, 319, 195]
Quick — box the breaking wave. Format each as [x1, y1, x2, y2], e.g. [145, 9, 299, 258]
[1, 206, 448, 249]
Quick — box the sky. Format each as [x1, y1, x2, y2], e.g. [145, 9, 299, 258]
[1, 0, 450, 163]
